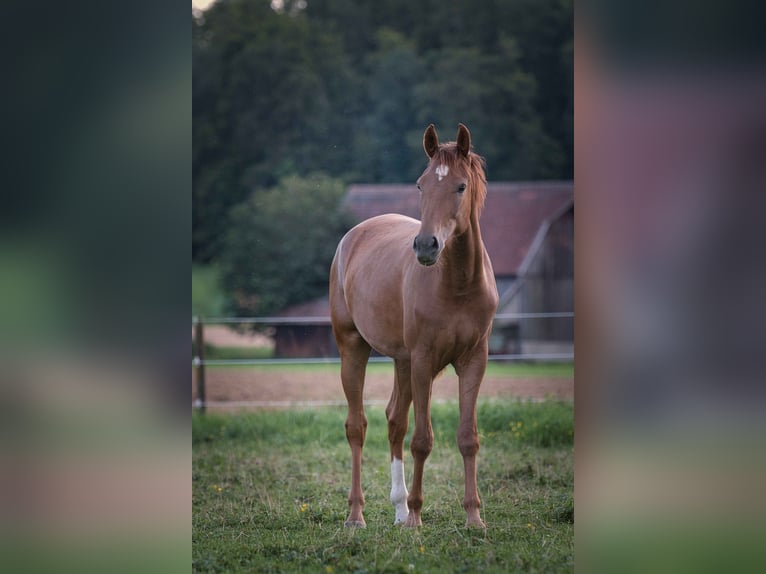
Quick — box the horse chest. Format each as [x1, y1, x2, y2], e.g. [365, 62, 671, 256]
[405, 290, 494, 354]
[449, 304, 493, 345]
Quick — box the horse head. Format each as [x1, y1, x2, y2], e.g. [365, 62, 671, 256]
[413, 123, 483, 266]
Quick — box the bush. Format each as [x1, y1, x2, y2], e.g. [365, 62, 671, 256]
[192, 264, 227, 318]
[220, 173, 353, 316]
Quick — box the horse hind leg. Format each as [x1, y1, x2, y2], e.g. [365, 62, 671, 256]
[386, 358, 412, 525]
[337, 327, 371, 528]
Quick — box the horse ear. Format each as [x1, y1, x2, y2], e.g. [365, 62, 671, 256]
[456, 123, 471, 157]
[423, 124, 439, 158]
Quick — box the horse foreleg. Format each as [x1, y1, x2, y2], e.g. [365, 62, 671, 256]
[404, 358, 434, 527]
[339, 333, 371, 528]
[387, 359, 412, 525]
[454, 342, 489, 529]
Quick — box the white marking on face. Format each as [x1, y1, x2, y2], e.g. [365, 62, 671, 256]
[390, 457, 409, 525]
[435, 164, 449, 182]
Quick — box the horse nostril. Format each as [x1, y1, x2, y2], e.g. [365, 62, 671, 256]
[414, 235, 439, 253]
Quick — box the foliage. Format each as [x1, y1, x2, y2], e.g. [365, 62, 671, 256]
[219, 173, 353, 316]
[193, 0, 573, 262]
[192, 264, 227, 318]
[193, 400, 573, 572]
[192, 1, 356, 261]
[352, 28, 425, 184]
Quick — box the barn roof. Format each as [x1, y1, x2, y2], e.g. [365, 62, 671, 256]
[277, 296, 330, 318]
[344, 181, 574, 277]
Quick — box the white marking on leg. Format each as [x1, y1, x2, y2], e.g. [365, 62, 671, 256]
[390, 457, 409, 525]
[435, 164, 449, 181]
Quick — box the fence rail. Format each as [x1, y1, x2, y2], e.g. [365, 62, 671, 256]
[193, 312, 574, 326]
[192, 313, 573, 412]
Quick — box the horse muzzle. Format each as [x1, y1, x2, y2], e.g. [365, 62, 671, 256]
[413, 234, 440, 266]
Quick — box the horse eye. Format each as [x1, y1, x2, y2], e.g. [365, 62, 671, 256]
[457, 183, 467, 193]
[417, 184, 422, 191]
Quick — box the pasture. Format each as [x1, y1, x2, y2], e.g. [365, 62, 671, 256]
[193, 362, 574, 409]
[192, 399, 573, 572]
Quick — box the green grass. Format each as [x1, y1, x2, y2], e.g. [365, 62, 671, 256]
[199, 344, 275, 361]
[483, 362, 573, 378]
[199, 359, 572, 379]
[193, 400, 573, 573]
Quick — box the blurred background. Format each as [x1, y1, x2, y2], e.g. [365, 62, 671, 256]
[577, 1, 766, 572]
[0, 1, 189, 573]
[192, 0, 573, 325]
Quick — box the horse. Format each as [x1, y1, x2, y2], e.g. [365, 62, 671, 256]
[329, 123, 498, 528]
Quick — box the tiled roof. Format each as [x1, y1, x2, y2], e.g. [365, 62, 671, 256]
[277, 296, 330, 318]
[344, 181, 573, 276]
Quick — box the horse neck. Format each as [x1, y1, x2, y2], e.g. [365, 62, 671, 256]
[442, 210, 487, 294]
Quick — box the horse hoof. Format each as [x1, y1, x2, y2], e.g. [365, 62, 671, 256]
[344, 520, 366, 528]
[465, 518, 486, 529]
[403, 516, 422, 528]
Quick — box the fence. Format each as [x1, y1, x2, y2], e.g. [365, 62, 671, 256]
[192, 312, 573, 412]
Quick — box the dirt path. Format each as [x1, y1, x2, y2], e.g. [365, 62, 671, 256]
[193, 367, 572, 410]
[193, 326, 274, 348]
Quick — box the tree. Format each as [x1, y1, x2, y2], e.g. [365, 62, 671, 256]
[219, 173, 353, 316]
[193, 0, 574, 263]
[193, 0, 359, 261]
[352, 28, 424, 183]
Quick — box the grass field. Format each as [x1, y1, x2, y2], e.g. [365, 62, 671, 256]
[193, 400, 573, 573]
[198, 352, 574, 380]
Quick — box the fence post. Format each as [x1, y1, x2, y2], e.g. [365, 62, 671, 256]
[193, 316, 206, 414]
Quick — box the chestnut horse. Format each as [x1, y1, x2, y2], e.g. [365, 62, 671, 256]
[329, 124, 498, 528]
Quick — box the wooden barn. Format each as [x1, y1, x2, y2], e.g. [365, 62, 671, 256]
[274, 181, 573, 358]
[272, 296, 335, 359]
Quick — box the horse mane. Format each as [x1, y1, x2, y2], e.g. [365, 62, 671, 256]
[430, 142, 488, 214]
